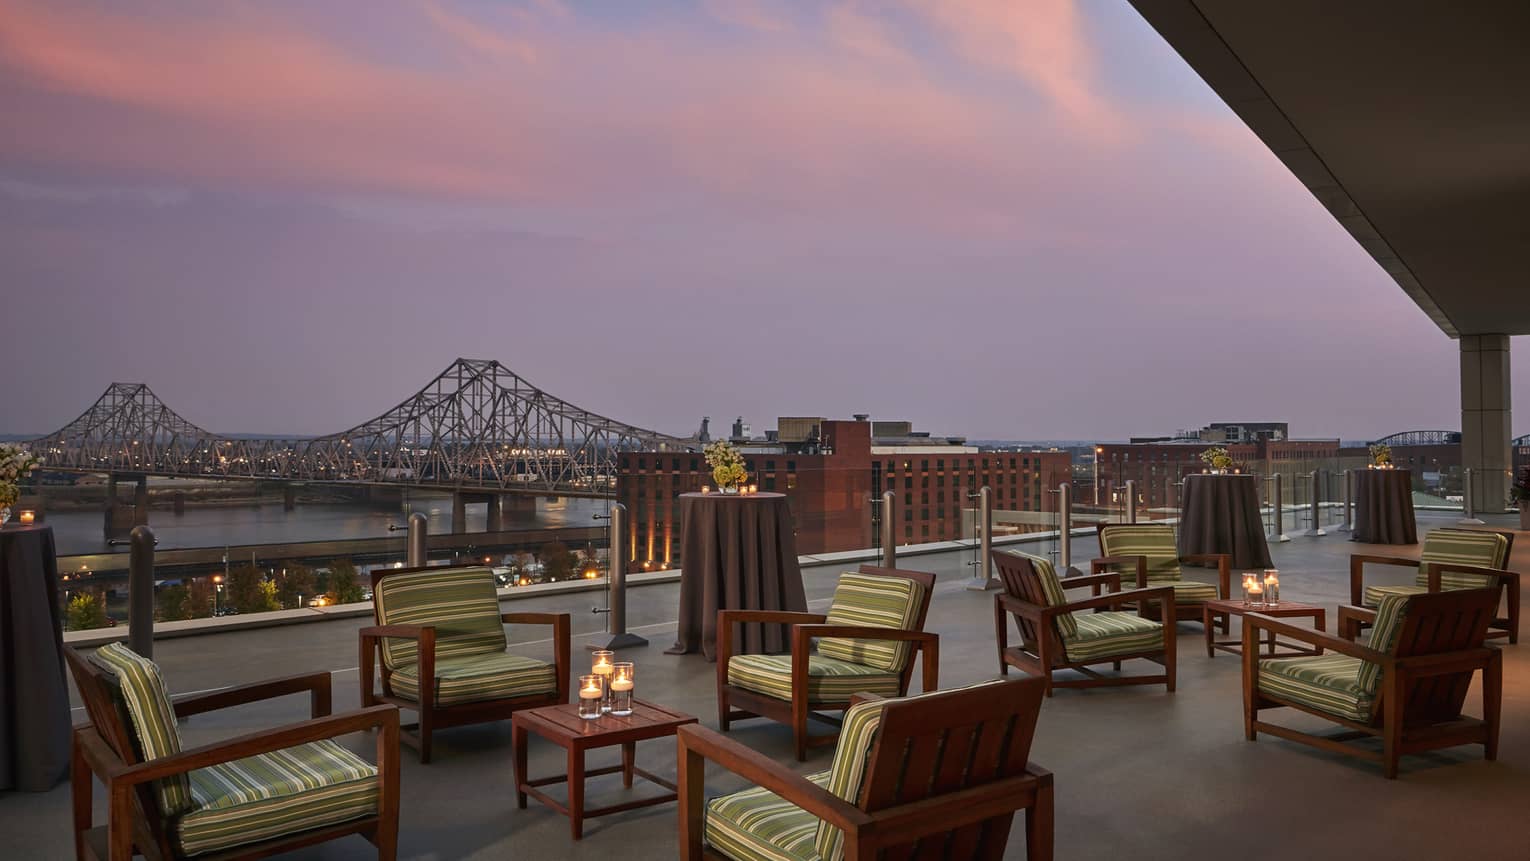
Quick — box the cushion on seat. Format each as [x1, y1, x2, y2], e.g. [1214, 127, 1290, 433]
[1098, 524, 1183, 584]
[1362, 583, 1426, 608]
[727, 654, 902, 704]
[1257, 654, 1373, 722]
[388, 651, 557, 706]
[1062, 612, 1163, 663]
[91, 643, 194, 815]
[176, 739, 379, 856]
[705, 771, 830, 861]
[815, 573, 925, 672]
[373, 566, 507, 670]
[1356, 593, 1411, 695]
[1004, 551, 1077, 638]
[1414, 530, 1509, 590]
[1125, 579, 1220, 606]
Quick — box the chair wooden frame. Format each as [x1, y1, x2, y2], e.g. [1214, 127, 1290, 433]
[680, 681, 1054, 861]
[715, 564, 939, 761]
[993, 550, 1176, 697]
[1244, 588, 1503, 779]
[1346, 528, 1518, 643]
[359, 565, 570, 763]
[1092, 522, 1231, 628]
[65, 648, 401, 861]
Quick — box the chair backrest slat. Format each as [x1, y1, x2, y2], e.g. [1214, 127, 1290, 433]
[991, 551, 1069, 659]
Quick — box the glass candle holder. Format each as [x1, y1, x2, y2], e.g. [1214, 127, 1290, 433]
[577, 675, 604, 719]
[18, 510, 36, 525]
[1241, 573, 1258, 608]
[610, 662, 634, 716]
[591, 650, 615, 712]
[1263, 570, 1280, 607]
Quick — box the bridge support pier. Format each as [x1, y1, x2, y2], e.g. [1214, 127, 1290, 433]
[452, 492, 467, 534]
[173, 491, 186, 516]
[133, 477, 149, 526]
[485, 496, 503, 533]
[283, 485, 297, 512]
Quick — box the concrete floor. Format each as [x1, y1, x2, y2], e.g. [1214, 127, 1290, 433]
[6, 512, 1529, 859]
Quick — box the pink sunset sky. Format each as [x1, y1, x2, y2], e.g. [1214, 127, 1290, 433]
[1, 0, 1522, 440]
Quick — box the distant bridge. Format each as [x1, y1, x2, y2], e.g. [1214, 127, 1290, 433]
[28, 359, 693, 498]
[1370, 430, 1461, 447]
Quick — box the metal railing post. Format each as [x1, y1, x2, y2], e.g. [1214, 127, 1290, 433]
[966, 486, 997, 591]
[1270, 474, 1290, 542]
[1125, 479, 1138, 524]
[1460, 468, 1485, 525]
[589, 503, 645, 650]
[128, 525, 155, 658]
[1058, 482, 1073, 571]
[1305, 470, 1326, 536]
[406, 512, 427, 567]
[881, 490, 897, 568]
[1339, 469, 1353, 532]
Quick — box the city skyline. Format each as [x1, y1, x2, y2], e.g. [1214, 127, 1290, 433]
[2, 0, 1524, 440]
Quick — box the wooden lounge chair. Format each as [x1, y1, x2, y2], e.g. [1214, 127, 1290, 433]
[1345, 527, 1517, 642]
[1245, 588, 1502, 779]
[680, 678, 1054, 860]
[993, 549, 1175, 696]
[66, 643, 400, 860]
[716, 565, 939, 761]
[1092, 522, 1230, 627]
[360, 565, 570, 762]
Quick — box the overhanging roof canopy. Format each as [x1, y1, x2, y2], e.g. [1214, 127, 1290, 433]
[1130, 1, 1530, 337]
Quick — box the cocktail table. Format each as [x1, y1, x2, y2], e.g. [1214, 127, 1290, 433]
[1202, 598, 1326, 658]
[512, 699, 697, 839]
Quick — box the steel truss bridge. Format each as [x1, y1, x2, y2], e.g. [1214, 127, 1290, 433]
[27, 359, 693, 498]
[1370, 430, 1462, 447]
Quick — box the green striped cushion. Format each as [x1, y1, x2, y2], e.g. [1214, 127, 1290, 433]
[177, 739, 378, 855]
[1362, 584, 1426, 608]
[705, 771, 829, 861]
[727, 654, 902, 704]
[815, 574, 924, 672]
[1257, 654, 1372, 722]
[374, 567, 506, 670]
[1416, 530, 1509, 590]
[1356, 593, 1410, 695]
[1098, 524, 1183, 584]
[91, 643, 193, 815]
[389, 651, 557, 706]
[1062, 612, 1163, 663]
[1008, 552, 1077, 638]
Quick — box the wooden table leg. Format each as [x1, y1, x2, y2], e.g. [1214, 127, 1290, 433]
[513, 722, 528, 809]
[568, 745, 585, 840]
[622, 741, 635, 789]
[1203, 607, 1215, 657]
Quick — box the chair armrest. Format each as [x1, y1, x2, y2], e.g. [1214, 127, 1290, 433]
[359, 624, 431, 640]
[677, 725, 869, 832]
[718, 610, 827, 626]
[1243, 614, 1387, 663]
[996, 593, 1046, 621]
[1059, 586, 1174, 614]
[848, 692, 888, 708]
[860, 772, 1051, 850]
[501, 612, 569, 626]
[793, 625, 936, 643]
[116, 705, 400, 785]
[503, 612, 571, 702]
[1335, 604, 1377, 641]
[1091, 556, 1146, 589]
[1063, 572, 1123, 592]
[173, 671, 332, 719]
[1421, 563, 1514, 591]
[1349, 554, 1420, 604]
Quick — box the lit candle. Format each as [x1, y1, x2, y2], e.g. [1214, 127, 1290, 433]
[577, 673, 604, 719]
[1247, 581, 1262, 595]
[747, 483, 757, 495]
[592, 650, 614, 679]
[580, 679, 603, 700]
[18, 510, 35, 525]
[610, 677, 633, 692]
[701, 485, 710, 494]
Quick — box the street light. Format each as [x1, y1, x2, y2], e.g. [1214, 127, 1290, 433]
[211, 573, 224, 615]
[1094, 446, 1104, 506]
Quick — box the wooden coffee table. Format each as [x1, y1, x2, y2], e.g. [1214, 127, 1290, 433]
[512, 700, 697, 839]
[1202, 598, 1326, 658]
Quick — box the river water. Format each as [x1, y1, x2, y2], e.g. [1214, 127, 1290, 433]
[46, 494, 613, 557]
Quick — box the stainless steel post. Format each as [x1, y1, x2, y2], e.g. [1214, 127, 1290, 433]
[1058, 482, 1073, 571]
[1125, 479, 1138, 524]
[589, 503, 645, 650]
[1305, 470, 1326, 536]
[966, 486, 998, 591]
[1270, 474, 1290, 542]
[1460, 468, 1485, 525]
[128, 525, 155, 658]
[881, 490, 897, 568]
[1339, 470, 1353, 532]
[406, 512, 427, 567]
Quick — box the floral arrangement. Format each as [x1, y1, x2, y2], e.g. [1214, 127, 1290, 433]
[1368, 443, 1393, 467]
[0, 443, 43, 510]
[703, 440, 748, 492]
[1199, 447, 1233, 472]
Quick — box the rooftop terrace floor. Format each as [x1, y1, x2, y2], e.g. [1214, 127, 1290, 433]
[8, 512, 1530, 859]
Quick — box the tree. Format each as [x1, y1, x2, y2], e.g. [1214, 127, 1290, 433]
[227, 564, 277, 613]
[66, 592, 110, 631]
[186, 578, 214, 619]
[540, 541, 575, 582]
[327, 559, 366, 604]
[157, 585, 191, 622]
[508, 551, 532, 585]
[578, 546, 603, 579]
[278, 564, 316, 609]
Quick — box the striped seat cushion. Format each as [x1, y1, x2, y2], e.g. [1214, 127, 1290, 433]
[1414, 530, 1509, 590]
[374, 567, 506, 670]
[1356, 593, 1410, 695]
[389, 651, 558, 706]
[1062, 612, 1163, 663]
[177, 739, 378, 856]
[1098, 524, 1183, 584]
[1362, 583, 1426, 608]
[1124, 579, 1219, 607]
[815, 573, 924, 673]
[1257, 654, 1373, 722]
[705, 771, 829, 861]
[727, 654, 902, 704]
[91, 643, 194, 815]
[1002, 551, 1077, 638]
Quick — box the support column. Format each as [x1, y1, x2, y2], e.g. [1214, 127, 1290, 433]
[133, 477, 149, 526]
[452, 491, 467, 534]
[485, 495, 503, 533]
[283, 485, 297, 512]
[1461, 335, 1512, 514]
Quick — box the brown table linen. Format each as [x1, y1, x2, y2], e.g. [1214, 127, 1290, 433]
[1351, 468, 1417, 545]
[1177, 473, 1273, 570]
[666, 492, 807, 662]
[0, 524, 70, 791]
